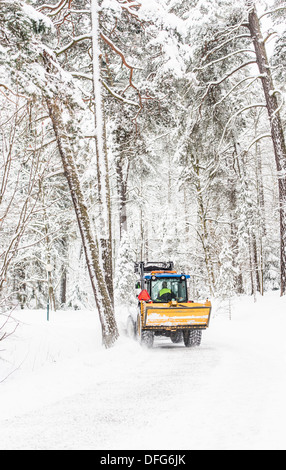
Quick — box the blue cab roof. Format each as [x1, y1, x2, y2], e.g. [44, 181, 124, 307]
[144, 274, 190, 279]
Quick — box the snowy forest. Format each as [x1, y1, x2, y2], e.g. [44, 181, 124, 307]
[1, 0, 286, 347]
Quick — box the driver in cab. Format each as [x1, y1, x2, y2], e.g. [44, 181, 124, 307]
[157, 281, 175, 301]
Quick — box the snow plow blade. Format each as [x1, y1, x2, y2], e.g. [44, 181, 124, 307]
[144, 300, 211, 329]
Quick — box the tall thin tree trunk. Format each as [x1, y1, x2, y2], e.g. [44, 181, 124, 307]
[116, 157, 128, 239]
[254, 131, 265, 295]
[91, 0, 114, 303]
[252, 232, 260, 295]
[247, 3, 286, 295]
[46, 95, 119, 348]
[194, 156, 215, 295]
[59, 237, 67, 306]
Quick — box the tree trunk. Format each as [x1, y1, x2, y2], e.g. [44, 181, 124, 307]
[247, 4, 286, 295]
[91, 0, 114, 304]
[194, 155, 215, 295]
[116, 157, 128, 239]
[60, 268, 67, 306]
[254, 135, 265, 295]
[46, 96, 119, 348]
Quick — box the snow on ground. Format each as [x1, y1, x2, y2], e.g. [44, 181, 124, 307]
[0, 292, 286, 450]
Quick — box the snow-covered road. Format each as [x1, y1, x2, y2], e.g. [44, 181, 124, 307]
[0, 293, 286, 450]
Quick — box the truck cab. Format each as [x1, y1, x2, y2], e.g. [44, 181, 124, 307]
[144, 273, 190, 303]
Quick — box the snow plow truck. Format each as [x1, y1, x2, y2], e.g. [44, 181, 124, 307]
[127, 261, 212, 348]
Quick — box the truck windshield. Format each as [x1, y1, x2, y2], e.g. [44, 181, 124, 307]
[151, 277, 187, 303]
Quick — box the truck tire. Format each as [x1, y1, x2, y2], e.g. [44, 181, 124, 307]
[183, 329, 202, 347]
[170, 331, 183, 343]
[136, 314, 154, 348]
[141, 330, 154, 348]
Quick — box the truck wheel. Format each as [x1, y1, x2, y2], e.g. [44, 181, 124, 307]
[183, 330, 202, 347]
[140, 330, 154, 348]
[170, 331, 183, 343]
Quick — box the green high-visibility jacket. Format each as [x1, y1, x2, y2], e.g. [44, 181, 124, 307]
[159, 287, 171, 297]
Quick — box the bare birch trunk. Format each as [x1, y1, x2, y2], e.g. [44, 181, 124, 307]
[247, 4, 286, 295]
[46, 96, 119, 348]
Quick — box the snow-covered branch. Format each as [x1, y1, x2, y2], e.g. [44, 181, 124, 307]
[56, 34, 92, 56]
[102, 80, 140, 108]
[0, 83, 27, 102]
[69, 9, 91, 15]
[198, 60, 257, 112]
[245, 133, 272, 153]
[202, 34, 252, 63]
[218, 103, 267, 153]
[195, 49, 256, 72]
[117, 0, 142, 17]
[38, 0, 71, 17]
[214, 75, 263, 108]
[259, 4, 286, 20]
